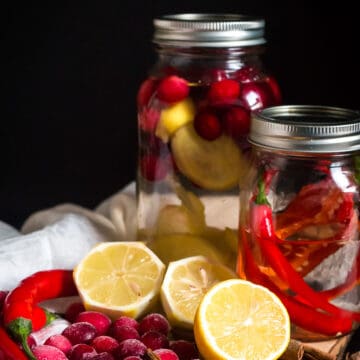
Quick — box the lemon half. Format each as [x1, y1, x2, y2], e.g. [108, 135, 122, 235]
[73, 242, 165, 320]
[194, 278, 291, 360]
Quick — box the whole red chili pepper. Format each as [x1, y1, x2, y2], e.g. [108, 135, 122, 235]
[0, 326, 28, 360]
[240, 228, 353, 336]
[3, 269, 77, 359]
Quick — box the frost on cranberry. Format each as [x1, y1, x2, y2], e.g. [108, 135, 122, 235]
[112, 325, 140, 343]
[32, 344, 68, 360]
[91, 335, 119, 354]
[62, 322, 97, 345]
[193, 111, 222, 141]
[138, 313, 170, 336]
[140, 330, 169, 350]
[44, 334, 72, 355]
[76, 311, 111, 336]
[153, 348, 180, 360]
[111, 316, 139, 331]
[68, 344, 97, 360]
[169, 340, 199, 360]
[156, 76, 189, 103]
[222, 106, 251, 140]
[207, 79, 241, 104]
[114, 339, 147, 359]
[83, 353, 114, 360]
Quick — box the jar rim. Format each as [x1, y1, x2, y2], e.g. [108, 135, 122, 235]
[249, 105, 360, 154]
[153, 13, 266, 48]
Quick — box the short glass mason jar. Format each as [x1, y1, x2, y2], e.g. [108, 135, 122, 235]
[136, 14, 281, 270]
[237, 105, 360, 341]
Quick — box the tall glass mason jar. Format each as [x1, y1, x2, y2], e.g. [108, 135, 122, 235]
[237, 105, 360, 341]
[137, 14, 281, 270]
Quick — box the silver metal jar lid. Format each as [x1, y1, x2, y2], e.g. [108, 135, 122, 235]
[153, 14, 266, 48]
[249, 105, 360, 154]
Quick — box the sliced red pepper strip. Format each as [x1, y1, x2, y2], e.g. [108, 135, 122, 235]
[3, 269, 78, 359]
[240, 229, 353, 336]
[275, 179, 354, 240]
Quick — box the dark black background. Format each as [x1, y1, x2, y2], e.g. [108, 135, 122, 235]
[2, 1, 360, 228]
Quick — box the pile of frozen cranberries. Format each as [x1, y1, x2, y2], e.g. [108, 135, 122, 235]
[29, 303, 199, 360]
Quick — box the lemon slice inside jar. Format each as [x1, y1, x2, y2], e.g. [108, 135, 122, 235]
[171, 123, 245, 191]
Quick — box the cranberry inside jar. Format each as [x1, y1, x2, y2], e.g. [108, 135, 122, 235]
[136, 14, 281, 270]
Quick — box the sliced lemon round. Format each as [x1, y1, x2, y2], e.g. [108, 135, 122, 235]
[73, 242, 165, 320]
[194, 278, 291, 360]
[160, 256, 236, 330]
[171, 123, 246, 191]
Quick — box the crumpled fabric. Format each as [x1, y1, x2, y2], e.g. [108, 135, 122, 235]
[0, 182, 136, 290]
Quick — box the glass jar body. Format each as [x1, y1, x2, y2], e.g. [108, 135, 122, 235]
[237, 148, 360, 341]
[136, 45, 281, 270]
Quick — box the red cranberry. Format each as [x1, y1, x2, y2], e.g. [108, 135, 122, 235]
[222, 106, 251, 140]
[194, 111, 222, 141]
[62, 322, 97, 345]
[69, 344, 97, 360]
[92, 336, 119, 354]
[112, 325, 140, 343]
[114, 339, 147, 359]
[139, 154, 170, 182]
[241, 81, 275, 110]
[208, 79, 241, 103]
[157, 75, 189, 103]
[140, 330, 169, 350]
[75, 311, 111, 336]
[138, 313, 170, 336]
[153, 348, 180, 360]
[137, 78, 158, 107]
[111, 316, 139, 332]
[32, 345, 67, 360]
[44, 334, 72, 355]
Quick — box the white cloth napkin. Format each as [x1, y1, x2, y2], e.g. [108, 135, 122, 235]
[0, 183, 136, 291]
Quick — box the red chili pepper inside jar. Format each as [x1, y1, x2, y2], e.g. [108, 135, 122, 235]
[237, 105, 360, 341]
[136, 14, 281, 263]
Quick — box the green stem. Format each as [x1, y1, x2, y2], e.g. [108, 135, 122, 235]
[255, 174, 270, 206]
[7, 318, 36, 360]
